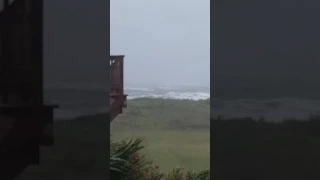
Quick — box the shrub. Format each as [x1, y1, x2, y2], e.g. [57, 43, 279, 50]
[110, 137, 210, 180]
[165, 167, 210, 180]
[110, 137, 163, 180]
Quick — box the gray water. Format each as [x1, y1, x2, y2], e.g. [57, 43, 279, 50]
[44, 83, 210, 120]
[45, 82, 320, 121]
[211, 98, 320, 122]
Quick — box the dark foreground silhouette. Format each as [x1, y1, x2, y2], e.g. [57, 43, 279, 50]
[211, 116, 320, 180]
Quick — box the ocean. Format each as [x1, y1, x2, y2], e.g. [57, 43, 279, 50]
[211, 98, 320, 122]
[45, 82, 320, 122]
[125, 84, 210, 100]
[44, 83, 210, 120]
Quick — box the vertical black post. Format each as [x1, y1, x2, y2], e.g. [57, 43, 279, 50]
[4, 0, 9, 8]
[29, 0, 43, 106]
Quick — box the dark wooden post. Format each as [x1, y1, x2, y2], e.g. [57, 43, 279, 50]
[0, 0, 58, 178]
[110, 55, 127, 121]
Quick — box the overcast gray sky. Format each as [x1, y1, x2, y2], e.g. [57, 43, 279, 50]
[2, 0, 209, 87]
[111, 0, 210, 86]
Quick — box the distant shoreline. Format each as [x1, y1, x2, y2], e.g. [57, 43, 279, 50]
[53, 98, 210, 120]
[52, 97, 320, 122]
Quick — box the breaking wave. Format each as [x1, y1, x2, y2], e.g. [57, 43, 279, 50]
[124, 87, 155, 92]
[128, 92, 210, 101]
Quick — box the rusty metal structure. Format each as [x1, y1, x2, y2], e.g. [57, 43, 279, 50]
[0, 0, 57, 179]
[110, 55, 127, 121]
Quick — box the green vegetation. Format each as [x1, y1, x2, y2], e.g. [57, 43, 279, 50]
[17, 98, 210, 180]
[110, 137, 210, 180]
[111, 98, 210, 130]
[111, 131, 210, 173]
[16, 97, 320, 179]
[111, 98, 210, 173]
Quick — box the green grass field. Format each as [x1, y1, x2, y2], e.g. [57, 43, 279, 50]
[16, 98, 320, 179]
[17, 98, 210, 179]
[111, 98, 210, 173]
[111, 130, 210, 173]
[111, 98, 210, 130]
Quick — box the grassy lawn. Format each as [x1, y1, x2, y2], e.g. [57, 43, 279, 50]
[111, 130, 210, 173]
[111, 98, 210, 173]
[111, 98, 210, 130]
[15, 98, 320, 179]
[17, 98, 210, 179]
